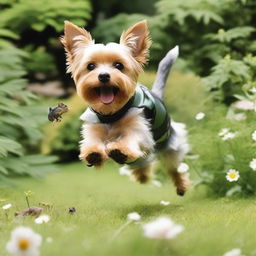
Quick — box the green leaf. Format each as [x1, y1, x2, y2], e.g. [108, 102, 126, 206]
[0, 29, 19, 39]
[0, 137, 22, 157]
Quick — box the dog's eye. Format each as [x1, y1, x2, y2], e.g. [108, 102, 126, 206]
[87, 63, 96, 71]
[113, 62, 124, 70]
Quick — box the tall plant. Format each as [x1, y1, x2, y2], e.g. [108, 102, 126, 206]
[0, 35, 57, 184]
[0, 0, 91, 81]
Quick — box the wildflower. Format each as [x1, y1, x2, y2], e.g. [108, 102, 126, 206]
[249, 158, 256, 171]
[127, 212, 141, 221]
[6, 226, 42, 256]
[34, 215, 50, 224]
[226, 169, 240, 182]
[252, 130, 256, 141]
[143, 217, 184, 239]
[2, 203, 12, 210]
[160, 200, 170, 206]
[110, 212, 141, 242]
[223, 248, 242, 256]
[152, 180, 162, 187]
[24, 191, 33, 197]
[218, 128, 230, 137]
[234, 113, 246, 121]
[222, 132, 237, 141]
[234, 100, 254, 110]
[195, 112, 205, 120]
[119, 166, 132, 176]
[177, 163, 189, 173]
[24, 190, 34, 208]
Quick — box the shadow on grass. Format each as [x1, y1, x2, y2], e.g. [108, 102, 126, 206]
[119, 203, 184, 218]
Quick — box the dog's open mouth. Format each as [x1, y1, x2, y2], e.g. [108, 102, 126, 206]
[94, 86, 119, 104]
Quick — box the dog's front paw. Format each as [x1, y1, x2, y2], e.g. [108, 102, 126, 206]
[106, 142, 143, 164]
[79, 146, 107, 167]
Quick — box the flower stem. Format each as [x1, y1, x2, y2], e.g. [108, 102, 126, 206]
[25, 196, 30, 208]
[109, 220, 132, 242]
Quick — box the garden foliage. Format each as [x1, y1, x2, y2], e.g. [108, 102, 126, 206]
[49, 112, 81, 162]
[0, 0, 91, 80]
[0, 38, 57, 184]
[190, 107, 256, 197]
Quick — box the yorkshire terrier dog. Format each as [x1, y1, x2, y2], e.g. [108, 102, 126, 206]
[61, 20, 190, 195]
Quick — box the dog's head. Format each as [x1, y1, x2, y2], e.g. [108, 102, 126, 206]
[61, 21, 151, 114]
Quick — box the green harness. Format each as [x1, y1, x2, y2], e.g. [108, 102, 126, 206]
[80, 85, 172, 150]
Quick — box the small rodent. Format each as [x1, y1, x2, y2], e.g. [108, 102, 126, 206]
[48, 103, 69, 122]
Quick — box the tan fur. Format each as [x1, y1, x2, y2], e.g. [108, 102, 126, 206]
[61, 20, 190, 196]
[132, 164, 154, 184]
[60, 21, 94, 73]
[163, 151, 190, 195]
[106, 109, 153, 161]
[79, 124, 108, 167]
[120, 20, 151, 65]
[60, 21, 149, 115]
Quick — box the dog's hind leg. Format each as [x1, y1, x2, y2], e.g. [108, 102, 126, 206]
[163, 150, 190, 196]
[131, 163, 154, 184]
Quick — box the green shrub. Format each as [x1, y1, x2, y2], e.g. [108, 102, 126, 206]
[190, 105, 256, 197]
[0, 0, 91, 33]
[0, 0, 91, 81]
[0, 37, 57, 184]
[50, 112, 82, 162]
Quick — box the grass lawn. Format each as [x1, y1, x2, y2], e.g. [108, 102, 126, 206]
[1, 162, 256, 256]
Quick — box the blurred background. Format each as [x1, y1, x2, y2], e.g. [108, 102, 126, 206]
[0, 0, 255, 196]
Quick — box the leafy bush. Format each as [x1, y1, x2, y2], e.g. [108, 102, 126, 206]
[49, 112, 82, 162]
[0, 0, 91, 33]
[0, 38, 57, 184]
[190, 105, 256, 197]
[0, 0, 91, 81]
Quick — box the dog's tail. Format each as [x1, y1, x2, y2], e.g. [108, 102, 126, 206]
[151, 46, 179, 100]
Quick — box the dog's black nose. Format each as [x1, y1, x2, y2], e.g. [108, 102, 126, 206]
[98, 73, 110, 83]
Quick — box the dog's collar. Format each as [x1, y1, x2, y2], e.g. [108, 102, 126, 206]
[90, 94, 136, 124]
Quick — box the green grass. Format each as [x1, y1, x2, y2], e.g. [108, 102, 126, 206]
[1, 162, 256, 256]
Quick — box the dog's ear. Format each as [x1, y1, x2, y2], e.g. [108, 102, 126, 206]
[60, 21, 94, 70]
[120, 20, 151, 65]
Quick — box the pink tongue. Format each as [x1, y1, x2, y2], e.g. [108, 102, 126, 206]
[100, 87, 114, 104]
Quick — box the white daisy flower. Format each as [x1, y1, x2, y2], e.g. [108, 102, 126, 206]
[2, 203, 12, 210]
[143, 217, 184, 239]
[160, 200, 170, 206]
[222, 132, 237, 141]
[127, 212, 141, 221]
[34, 215, 50, 224]
[226, 169, 240, 182]
[6, 226, 42, 256]
[252, 130, 256, 141]
[177, 163, 189, 173]
[195, 112, 205, 120]
[249, 158, 256, 171]
[152, 180, 162, 187]
[223, 248, 242, 256]
[218, 128, 230, 137]
[119, 166, 132, 176]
